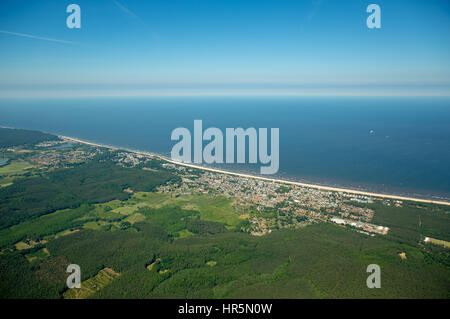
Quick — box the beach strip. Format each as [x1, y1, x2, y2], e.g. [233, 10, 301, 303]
[60, 135, 450, 206]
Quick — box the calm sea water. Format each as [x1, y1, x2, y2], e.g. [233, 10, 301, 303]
[1, 96, 449, 201]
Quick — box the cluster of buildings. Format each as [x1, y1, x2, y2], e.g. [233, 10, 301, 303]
[250, 217, 272, 236]
[156, 167, 389, 236]
[17, 139, 392, 237]
[35, 140, 66, 148]
[330, 217, 389, 236]
[337, 204, 374, 222]
[113, 151, 147, 167]
[28, 141, 153, 169]
[29, 149, 97, 167]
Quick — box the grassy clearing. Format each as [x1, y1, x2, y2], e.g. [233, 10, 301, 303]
[181, 195, 241, 226]
[123, 213, 145, 224]
[54, 229, 80, 239]
[111, 205, 139, 215]
[15, 241, 32, 250]
[25, 248, 50, 263]
[398, 252, 407, 260]
[74, 205, 121, 223]
[427, 237, 450, 248]
[83, 221, 118, 231]
[129, 192, 172, 209]
[95, 209, 123, 220]
[95, 200, 122, 209]
[63, 268, 120, 299]
[130, 192, 241, 226]
[0, 160, 33, 175]
[176, 229, 195, 239]
[0, 206, 91, 248]
[147, 258, 161, 271]
[0, 176, 14, 187]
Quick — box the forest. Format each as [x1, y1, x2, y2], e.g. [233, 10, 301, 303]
[0, 160, 176, 229]
[1, 223, 449, 298]
[0, 127, 58, 148]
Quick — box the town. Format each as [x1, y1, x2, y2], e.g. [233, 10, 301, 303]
[2, 136, 391, 237]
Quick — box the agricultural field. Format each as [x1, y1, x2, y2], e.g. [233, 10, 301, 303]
[25, 248, 50, 263]
[426, 237, 450, 249]
[63, 268, 120, 299]
[0, 175, 14, 188]
[127, 192, 243, 227]
[0, 160, 33, 176]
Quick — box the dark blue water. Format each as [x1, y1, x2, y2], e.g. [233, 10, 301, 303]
[1, 96, 449, 201]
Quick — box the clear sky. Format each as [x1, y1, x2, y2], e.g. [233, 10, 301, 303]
[0, 0, 449, 97]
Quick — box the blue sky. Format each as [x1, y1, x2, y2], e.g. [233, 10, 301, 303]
[0, 0, 449, 97]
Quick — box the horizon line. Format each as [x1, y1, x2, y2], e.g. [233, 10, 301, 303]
[1, 88, 450, 99]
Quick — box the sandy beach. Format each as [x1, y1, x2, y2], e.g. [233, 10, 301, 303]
[60, 135, 450, 206]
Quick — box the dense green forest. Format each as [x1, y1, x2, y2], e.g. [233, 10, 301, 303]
[1, 224, 449, 298]
[371, 202, 450, 243]
[0, 161, 177, 229]
[0, 127, 58, 147]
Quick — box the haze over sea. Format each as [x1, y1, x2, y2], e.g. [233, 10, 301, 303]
[1, 96, 449, 201]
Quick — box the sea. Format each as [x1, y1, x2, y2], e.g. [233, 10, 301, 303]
[1, 96, 449, 201]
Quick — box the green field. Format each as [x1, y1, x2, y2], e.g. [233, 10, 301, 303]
[63, 268, 120, 299]
[0, 176, 14, 188]
[427, 237, 450, 248]
[0, 160, 33, 175]
[128, 192, 242, 227]
[25, 248, 50, 263]
[0, 206, 92, 248]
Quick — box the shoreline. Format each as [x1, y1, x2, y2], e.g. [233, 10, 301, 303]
[59, 135, 450, 206]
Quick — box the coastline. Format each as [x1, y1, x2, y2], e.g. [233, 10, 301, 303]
[60, 135, 450, 206]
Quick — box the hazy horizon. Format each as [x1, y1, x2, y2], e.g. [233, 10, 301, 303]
[1, 0, 450, 98]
